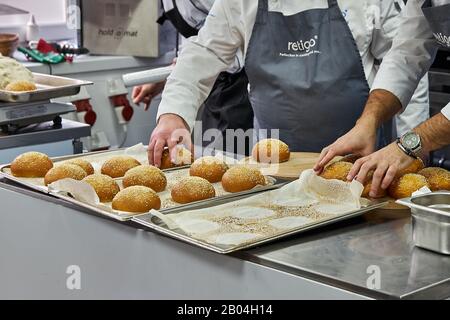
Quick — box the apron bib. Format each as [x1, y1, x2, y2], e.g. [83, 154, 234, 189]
[245, 0, 372, 152]
[423, 0, 450, 48]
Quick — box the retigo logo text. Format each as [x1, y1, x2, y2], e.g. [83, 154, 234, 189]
[288, 36, 318, 53]
[434, 32, 450, 47]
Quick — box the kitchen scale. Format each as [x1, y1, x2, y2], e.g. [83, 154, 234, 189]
[0, 100, 76, 134]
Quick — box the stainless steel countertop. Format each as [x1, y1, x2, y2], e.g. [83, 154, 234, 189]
[239, 209, 450, 299]
[1, 179, 449, 299]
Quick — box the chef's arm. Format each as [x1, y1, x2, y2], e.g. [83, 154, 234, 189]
[416, 108, 450, 154]
[150, 0, 243, 166]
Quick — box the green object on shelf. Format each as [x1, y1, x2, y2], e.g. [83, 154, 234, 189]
[18, 46, 65, 64]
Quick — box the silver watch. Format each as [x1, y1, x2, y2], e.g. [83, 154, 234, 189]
[397, 131, 422, 158]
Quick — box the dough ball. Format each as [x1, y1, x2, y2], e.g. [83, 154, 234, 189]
[418, 167, 450, 191]
[362, 181, 388, 199]
[0, 56, 34, 90]
[65, 158, 95, 175]
[112, 186, 161, 213]
[5, 80, 36, 91]
[160, 147, 193, 170]
[252, 139, 290, 164]
[189, 156, 229, 183]
[11, 151, 53, 178]
[101, 156, 141, 178]
[123, 165, 167, 192]
[320, 161, 353, 182]
[44, 164, 87, 186]
[83, 174, 120, 203]
[171, 176, 216, 204]
[221, 166, 266, 193]
[388, 173, 430, 199]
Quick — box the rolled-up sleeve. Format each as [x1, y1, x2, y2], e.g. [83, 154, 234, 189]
[371, 0, 438, 109]
[157, 0, 243, 131]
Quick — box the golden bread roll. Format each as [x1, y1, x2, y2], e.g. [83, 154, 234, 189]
[252, 139, 290, 164]
[171, 176, 216, 204]
[65, 158, 95, 175]
[160, 147, 193, 170]
[189, 156, 229, 183]
[10, 151, 53, 178]
[362, 181, 388, 198]
[5, 80, 37, 92]
[123, 165, 167, 192]
[388, 173, 430, 199]
[418, 167, 450, 191]
[221, 166, 266, 193]
[112, 186, 161, 213]
[397, 158, 425, 177]
[101, 156, 141, 178]
[320, 161, 353, 182]
[44, 164, 87, 186]
[83, 174, 120, 203]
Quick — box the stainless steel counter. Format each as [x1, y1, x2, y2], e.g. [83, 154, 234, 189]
[0, 179, 449, 299]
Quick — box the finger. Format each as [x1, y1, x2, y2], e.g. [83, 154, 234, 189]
[167, 138, 179, 163]
[370, 163, 388, 197]
[144, 97, 152, 111]
[347, 158, 365, 181]
[356, 161, 375, 184]
[147, 138, 157, 165]
[134, 88, 150, 105]
[314, 147, 329, 172]
[381, 165, 398, 190]
[132, 86, 141, 100]
[153, 139, 167, 168]
[316, 148, 339, 171]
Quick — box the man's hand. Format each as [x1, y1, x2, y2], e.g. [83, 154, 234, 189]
[148, 114, 191, 168]
[347, 142, 415, 197]
[314, 121, 377, 173]
[132, 81, 166, 111]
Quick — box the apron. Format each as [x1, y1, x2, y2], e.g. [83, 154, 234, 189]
[245, 0, 375, 152]
[422, 0, 450, 48]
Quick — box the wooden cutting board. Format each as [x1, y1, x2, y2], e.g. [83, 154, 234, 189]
[241, 152, 324, 180]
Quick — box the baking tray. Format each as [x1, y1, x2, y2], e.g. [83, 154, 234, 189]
[397, 192, 450, 255]
[132, 199, 388, 254]
[0, 149, 288, 222]
[0, 73, 93, 103]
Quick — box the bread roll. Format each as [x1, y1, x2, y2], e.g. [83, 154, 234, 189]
[221, 166, 266, 193]
[171, 176, 216, 204]
[83, 174, 120, 203]
[388, 173, 430, 199]
[123, 165, 167, 192]
[5, 80, 36, 92]
[11, 152, 53, 178]
[160, 147, 193, 170]
[112, 186, 161, 213]
[397, 158, 425, 177]
[65, 158, 95, 175]
[190, 156, 229, 183]
[101, 156, 141, 178]
[44, 164, 87, 186]
[339, 154, 360, 164]
[418, 167, 450, 191]
[252, 139, 290, 164]
[320, 161, 353, 182]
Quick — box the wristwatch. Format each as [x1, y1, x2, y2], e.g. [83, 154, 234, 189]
[396, 131, 422, 158]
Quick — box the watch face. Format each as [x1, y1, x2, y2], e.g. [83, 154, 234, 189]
[403, 132, 420, 149]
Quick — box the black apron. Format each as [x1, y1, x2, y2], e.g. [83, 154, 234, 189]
[245, 0, 388, 152]
[423, 0, 450, 48]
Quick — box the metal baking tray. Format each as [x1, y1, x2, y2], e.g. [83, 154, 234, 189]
[132, 199, 388, 254]
[397, 192, 450, 255]
[0, 150, 288, 222]
[0, 73, 93, 103]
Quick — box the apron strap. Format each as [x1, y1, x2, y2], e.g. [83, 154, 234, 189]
[256, 0, 268, 24]
[327, 0, 338, 7]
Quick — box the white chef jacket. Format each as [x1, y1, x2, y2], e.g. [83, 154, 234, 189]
[158, 0, 430, 131]
[372, 0, 450, 121]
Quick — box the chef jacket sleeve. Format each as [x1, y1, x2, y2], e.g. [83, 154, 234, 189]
[157, 0, 243, 131]
[371, 0, 438, 110]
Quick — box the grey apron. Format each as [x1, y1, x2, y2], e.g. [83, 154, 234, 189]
[245, 0, 372, 152]
[423, 0, 450, 48]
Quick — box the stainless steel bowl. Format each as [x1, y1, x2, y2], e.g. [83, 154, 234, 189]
[398, 192, 450, 255]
